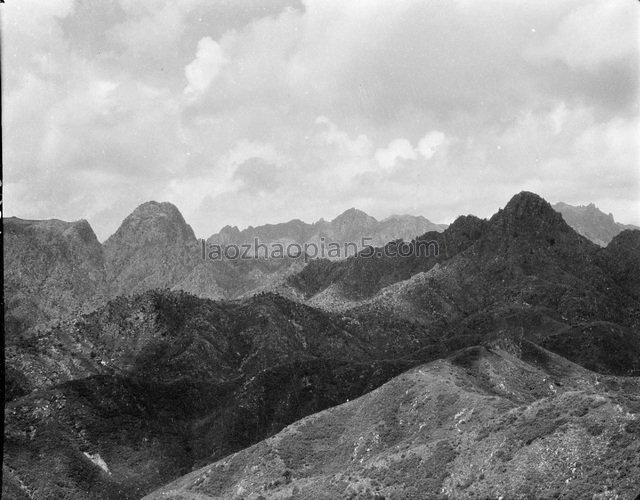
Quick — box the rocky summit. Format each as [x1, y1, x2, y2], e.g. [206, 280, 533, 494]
[103, 201, 200, 296]
[3, 192, 640, 500]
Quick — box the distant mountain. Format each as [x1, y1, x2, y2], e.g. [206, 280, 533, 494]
[145, 342, 640, 500]
[208, 208, 447, 257]
[3, 217, 107, 341]
[553, 201, 639, 246]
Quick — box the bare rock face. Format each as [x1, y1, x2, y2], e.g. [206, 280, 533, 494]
[103, 201, 200, 296]
[553, 201, 639, 246]
[4, 217, 106, 340]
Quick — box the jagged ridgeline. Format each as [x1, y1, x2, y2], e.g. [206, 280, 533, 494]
[4, 192, 640, 499]
[3, 203, 445, 342]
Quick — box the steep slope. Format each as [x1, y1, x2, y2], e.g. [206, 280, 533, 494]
[289, 192, 640, 375]
[293, 193, 640, 324]
[101, 201, 315, 301]
[3, 203, 310, 350]
[553, 201, 639, 246]
[103, 201, 200, 296]
[4, 290, 443, 498]
[288, 214, 486, 301]
[5, 288, 457, 401]
[4, 359, 415, 500]
[144, 343, 640, 500]
[177, 256, 306, 301]
[208, 208, 446, 257]
[290, 193, 622, 305]
[599, 229, 640, 302]
[435, 192, 639, 330]
[3, 217, 106, 341]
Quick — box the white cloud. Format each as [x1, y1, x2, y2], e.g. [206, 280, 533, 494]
[2, 0, 639, 236]
[375, 139, 418, 170]
[315, 116, 373, 158]
[417, 131, 447, 160]
[185, 37, 228, 95]
[371, 131, 448, 170]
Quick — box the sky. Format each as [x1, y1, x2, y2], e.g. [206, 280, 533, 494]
[2, 0, 639, 241]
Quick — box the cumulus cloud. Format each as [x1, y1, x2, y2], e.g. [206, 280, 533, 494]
[2, 0, 639, 238]
[372, 131, 447, 169]
[374, 139, 418, 170]
[417, 131, 447, 161]
[185, 36, 228, 96]
[315, 116, 373, 159]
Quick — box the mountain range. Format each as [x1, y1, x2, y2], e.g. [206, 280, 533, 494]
[3, 205, 444, 342]
[5, 200, 633, 343]
[208, 209, 447, 254]
[3, 192, 640, 499]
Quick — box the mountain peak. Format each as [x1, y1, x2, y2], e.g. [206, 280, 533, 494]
[332, 207, 376, 224]
[129, 200, 186, 220]
[492, 191, 566, 230]
[479, 191, 586, 254]
[103, 202, 198, 297]
[503, 191, 551, 213]
[107, 201, 196, 245]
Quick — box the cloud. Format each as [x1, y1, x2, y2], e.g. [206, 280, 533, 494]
[417, 131, 447, 161]
[2, 0, 639, 238]
[185, 36, 228, 95]
[233, 158, 283, 194]
[525, 0, 638, 72]
[315, 116, 373, 159]
[372, 131, 448, 169]
[108, 1, 186, 59]
[374, 139, 417, 170]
